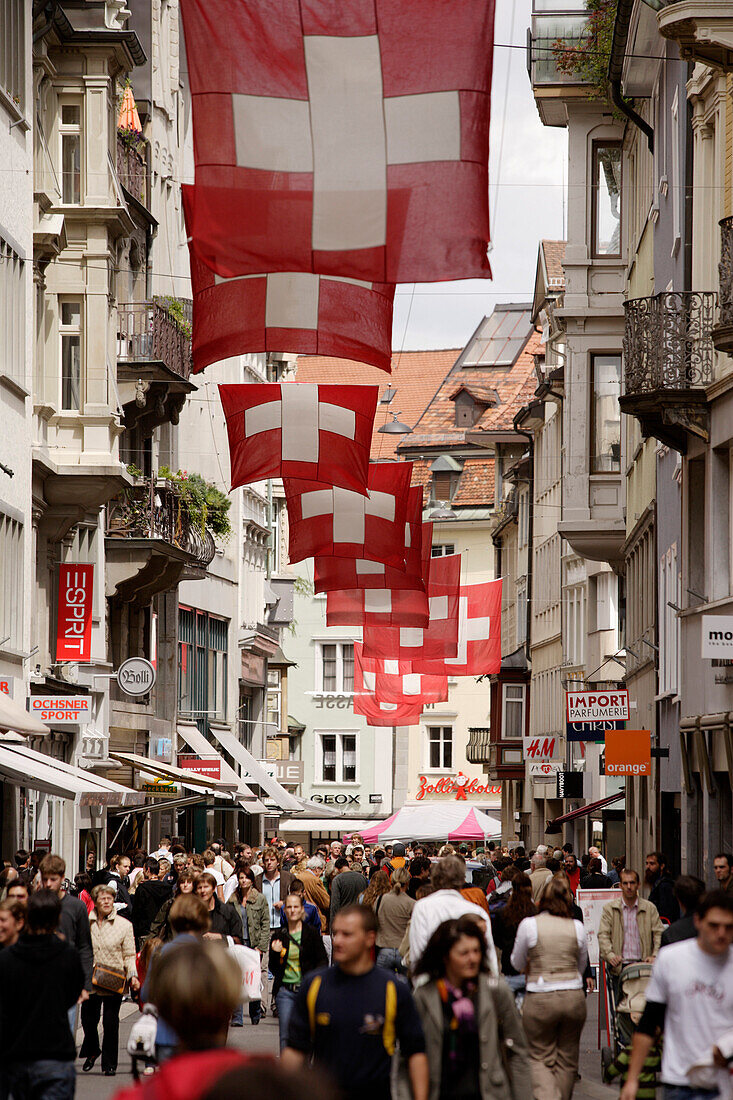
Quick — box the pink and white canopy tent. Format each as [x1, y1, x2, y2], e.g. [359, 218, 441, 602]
[360, 804, 501, 844]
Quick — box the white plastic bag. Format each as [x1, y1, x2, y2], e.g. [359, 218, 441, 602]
[127, 1005, 158, 1058]
[228, 944, 261, 1003]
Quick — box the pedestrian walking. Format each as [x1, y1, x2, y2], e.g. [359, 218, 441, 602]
[409, 856, 497, 974]
[299, 856, 331, 932]
[374, 867, 414, 976]
[491, 870, 536, 995]
[269, 892, 328, 1050]
[510, 876, 589, 1100]
[279, 877, 322, 932]
[40, 853, 93, 1031]
[644, 853, 679, 924]
[660, 876, 705, 947]
[619, 890, 733, 1100]
[598, 870, 663, 984]
[226, 866, 269, 1026]
[195, 873, 243, 942]
[713, 852, 733, 894]
[80, 883, 138, 1077]
[411, 915, 532, 1100]
[0, 889, 84, 1100]
[282, 904, 428, 1100]
[0, 898, 25, 947]
[329, 857, 367, 921]
[150, 868, 198, 942]
[131, 858, 173, 945]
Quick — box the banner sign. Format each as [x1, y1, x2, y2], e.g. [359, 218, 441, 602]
[566, 689, 629, 723]
[415, 774, 502, 801]
[56, 564, 94, 662]
[556, 770, 584, 798]
[179, 755, 221, 781]
[30, 696, 91, 725]
[701, 615, 733, 659]
[604, 729, 651, 776]
[566, 718, 625, 743]
[577, 888, 618, 966]
[522, 735, 559, 763]
[528, 761, 562, 782]
[0, 677, 13, 697]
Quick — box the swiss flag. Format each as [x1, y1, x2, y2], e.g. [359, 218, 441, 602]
[362, 553, 461, 660]
[353, 651, 423, 726]
[185, 208, 394, 375]
[180, 0, 494, 284]
[314, 491, 430, 594]
[285, 462, 412, 567]
[358, 646, 448, 704]
[326, 586, 428, 629]
[413, 579, 502, 676]
[219, 383, 377, 494]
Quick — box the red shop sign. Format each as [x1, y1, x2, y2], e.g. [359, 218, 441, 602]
[416, 773, 502, 801]
[56, 564, 94, 662]
[179, 755, 221, 781]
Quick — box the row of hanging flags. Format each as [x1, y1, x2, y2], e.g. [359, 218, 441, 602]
[180, 0, 501, 724]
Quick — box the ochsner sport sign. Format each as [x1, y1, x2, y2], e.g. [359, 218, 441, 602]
[566, 689, 629, 723]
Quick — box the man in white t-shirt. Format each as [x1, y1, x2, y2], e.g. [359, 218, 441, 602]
[620, 890, 733, 1100]
[409, 855, 497, 975]
[202, 848, 226, 900]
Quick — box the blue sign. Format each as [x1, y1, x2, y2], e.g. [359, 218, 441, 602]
[566, 719, 625, 743]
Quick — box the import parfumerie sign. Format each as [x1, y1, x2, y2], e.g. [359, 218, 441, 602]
[566, 689, 629, 723]
[701, 615, 733, 659]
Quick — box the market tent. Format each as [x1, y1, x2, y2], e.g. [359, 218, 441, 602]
[361, 803, 501, 843]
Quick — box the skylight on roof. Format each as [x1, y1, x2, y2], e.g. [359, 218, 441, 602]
[461, 308, 531, 368]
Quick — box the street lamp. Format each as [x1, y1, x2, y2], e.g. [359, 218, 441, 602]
[377, 412, 412, 434]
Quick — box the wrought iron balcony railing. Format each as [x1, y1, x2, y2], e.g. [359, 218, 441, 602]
[106, 479, 215, 570]
[117, 300, 193, 380]
[116, 135, 147, 207]
[466, 727, 492, 765]
[623, 291, 716, 395]
[714, 216, 733, 353]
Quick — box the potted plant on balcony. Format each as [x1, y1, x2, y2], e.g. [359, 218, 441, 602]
[157, 466, 232, 541]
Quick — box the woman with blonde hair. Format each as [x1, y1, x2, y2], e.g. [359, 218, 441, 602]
[510, 875, 589, 1100]
[374, 866, 413, 976]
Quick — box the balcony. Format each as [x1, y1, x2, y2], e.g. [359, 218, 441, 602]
[658, 2, 733, 71]
[467, 727, 492, 765]
[713, 216, 733, 354]
[620, 291, 716, 451]
[116, 135, 147, 207]
[528, 2, 590, 126]
[117, 300, 195, 432]
[105, 478, 215, 605]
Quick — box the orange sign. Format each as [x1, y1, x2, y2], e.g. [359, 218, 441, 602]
[604, 729, 651, 777]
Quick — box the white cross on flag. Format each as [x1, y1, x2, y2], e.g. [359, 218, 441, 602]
[326, 584, 429, 629]
[412, 579, 502, 676]
[180, 0, 495, 284]
[315, 491, 430, 594]
[357, 646, 448, 704]
[361, 554, 461, 661]
[284, 462, 412, 566]
[353, 651, 423, 726]
[219, 383, 377, 493]
[186, 211, 394, 375]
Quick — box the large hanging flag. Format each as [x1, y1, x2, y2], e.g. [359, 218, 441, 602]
[362, 553, 461, 660]
[413, 579, 502, 676]
[314, 492, 430, 594]
[180, 0, 495, 284]
[185, 197, 394, 374]
[284, 462, 412, 566]
[326, 586, 429, 629]
[357, 646, 448, 704]
[219, 383, 377, 493]
[353, 654, 423, 726]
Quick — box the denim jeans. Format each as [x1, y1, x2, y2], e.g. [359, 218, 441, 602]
[376, 947, 406, 977]
[663, 1087, 720, 1100]
[2, 1060, 76, 1100]
[275, 986, 299, 1052]
[231, 999, 261, 1025]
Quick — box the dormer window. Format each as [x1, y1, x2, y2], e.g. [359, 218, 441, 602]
[450, 384, 499, 428]
[430, 454, 463, 503]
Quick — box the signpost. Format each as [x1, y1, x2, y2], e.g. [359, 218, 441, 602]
[604, 729, 651, 776]
[528, 760, 562, 782]
[117, 657, 156, 697]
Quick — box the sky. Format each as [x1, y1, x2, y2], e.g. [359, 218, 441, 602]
[392, 0, 568, 351]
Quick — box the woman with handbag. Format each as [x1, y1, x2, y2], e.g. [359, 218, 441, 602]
[80, 883, 138, 1076]
[269, 892, 327, 1051]
[411, 915, 532, 1100]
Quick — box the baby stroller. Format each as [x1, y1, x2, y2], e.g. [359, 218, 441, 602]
[601, 962, 654, 1076]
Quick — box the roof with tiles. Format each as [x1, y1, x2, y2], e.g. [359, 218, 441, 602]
[541, 239, 566, 289]
[452, 456, 496, 506]
[295, 349, 461, 461]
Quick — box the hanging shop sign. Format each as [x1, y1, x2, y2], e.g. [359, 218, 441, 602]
[556, 770, 584, 799]
[140, 777, 180, 798]
[178, 755, 221, 781]
[528, 760, 562, 782]
[566, 690, 629, 724]
[56, 564, 94, 662]
[0, 678, 13, 697]
[311, 793, 361, 805]
[566, 718, 625, 743]
[415, 774, 502, 801]
[30, 695, 91, 725]
[604, 729, 651, 777]
[701, 615, 733, 659]
[522, 736, 559, 764]
[117, 657, 156, 697]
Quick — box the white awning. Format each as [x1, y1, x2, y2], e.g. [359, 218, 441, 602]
[0, 693, 50, 738]
[0, 743, 142, 806]
[177, 722, 267, 815]
[278, 818, 387, 833]
[208, 723, 302, 812]
[109, 749, 266, 815]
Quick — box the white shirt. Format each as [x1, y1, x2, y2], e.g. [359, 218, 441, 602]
[222, 875, 239, 903]
[646, 939, 733, 1086]
[249, 862, 263, 877]
[408, 889, 498, 975]
[207, 867, 226, 887]
[150, 848, 172, 862]
[510, 916, 588, 992]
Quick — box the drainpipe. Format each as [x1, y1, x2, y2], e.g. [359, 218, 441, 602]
[608, 0, 654, 154]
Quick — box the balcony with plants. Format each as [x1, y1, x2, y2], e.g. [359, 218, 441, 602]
[116, 296, 195, 433]
[528, 0, 593, 124]
[105, 468, 227, 604]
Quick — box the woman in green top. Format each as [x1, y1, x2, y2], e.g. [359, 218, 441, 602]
[269, 893, 327, 1051]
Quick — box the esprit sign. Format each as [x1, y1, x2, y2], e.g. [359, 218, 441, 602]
[30, 696, 91, 725]
[56, 564, 94, 662]
[701, 616, 733, 659]
[522, 736, 558, 763]
[178, 756, 221, 781]
[566, 690, 629, 723]
[604, 729, 651, 776]
[415, 774, 502, 801]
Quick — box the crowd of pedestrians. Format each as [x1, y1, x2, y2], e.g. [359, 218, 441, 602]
[0, 838, 731, 1100]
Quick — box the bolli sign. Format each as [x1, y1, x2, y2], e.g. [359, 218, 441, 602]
[415, 774, 502, 801]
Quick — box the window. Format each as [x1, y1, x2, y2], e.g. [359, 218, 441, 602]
[518, 489, 529, 548]
[266, 667, 282, 734]
[318, 732, 358, 783]
[0, 514, 23, 649]
[431, 543, 455, 557]
[427, 725, 453, 769]
[269, 501, 280, 574]
[178, 608, 229, 725]
[502, 684, 525, 740]
[317, 641, 354, 693]
[659, 545, 680, 696]
[60, 299, 81, 410]
[0, 234, 25, 386]
[516, 578, 527, 646]
[0, 1, 25, 113]
[595, 572, 618, 634]
[591, 142, 621, 258]
[431, 470, 458, 502]
[590, 354, 621, 473]
[564, 584, 586, 666]
[60, 103, 81, 204]
[461, 307, 532, 367]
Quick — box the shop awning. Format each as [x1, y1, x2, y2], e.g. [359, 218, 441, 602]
[545, 791, 625, 834]
[0, 743, 142, 805]
[0, 693, 50, 738]
[208, 724, 302, 812]
[279, 818, 387, 834]
[109, 751, 237, 795]
[177, 722, 267, 814]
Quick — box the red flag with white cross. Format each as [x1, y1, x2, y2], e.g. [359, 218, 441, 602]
[361, 553, 461, 660]
[353, 650, 424, 726]
[180, 0, 495, 284]
[326, 585, 429, 629]
[284, 462, 412, 567]
[412, 579, 502, 676]
[219, 383, 377, 493]
[358, 647, 448, 704]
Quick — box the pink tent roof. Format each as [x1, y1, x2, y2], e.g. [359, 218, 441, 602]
[359, 803, 501, 843]
[360, 811, 399, 844]
[448, 806, 490, 842]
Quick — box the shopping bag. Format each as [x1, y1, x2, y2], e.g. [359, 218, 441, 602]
[228, 944, 261, 1004]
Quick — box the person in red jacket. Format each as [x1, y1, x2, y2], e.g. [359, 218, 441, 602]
[563, 853, 582, 896]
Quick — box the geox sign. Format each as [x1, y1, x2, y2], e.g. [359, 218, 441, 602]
[701, 615, 733, 659]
